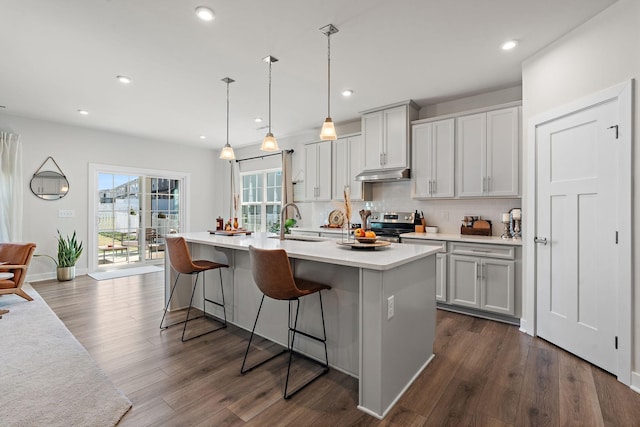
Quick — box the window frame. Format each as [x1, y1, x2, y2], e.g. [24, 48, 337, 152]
[240, 167, 282, 232]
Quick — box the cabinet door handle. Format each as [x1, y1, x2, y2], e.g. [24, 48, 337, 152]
[428, 180, 432, 195]
[482, 177, 486, 192]
[433, 180, 436, 194]
[476, 263, 480, 280]
[487, 176, 491, 192]
[534, 237, 548, 245]
[379, 152, 383, 166]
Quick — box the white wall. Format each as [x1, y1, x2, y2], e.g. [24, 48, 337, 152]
[521, 0, 640, 375]
[0, 113, 224, 280]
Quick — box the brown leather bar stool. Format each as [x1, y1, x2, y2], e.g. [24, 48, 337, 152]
[160, 236, 228, 342]
[241, 245, 330, 399]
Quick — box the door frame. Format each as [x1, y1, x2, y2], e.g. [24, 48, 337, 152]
[524, 80, 632, 384]
[88, 163, 191, 272]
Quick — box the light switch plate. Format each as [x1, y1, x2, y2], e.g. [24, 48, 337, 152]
[58, 209, 75, 218]
[387, 295, 394, 320]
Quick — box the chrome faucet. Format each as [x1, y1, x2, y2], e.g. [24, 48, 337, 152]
[280, 202, 301, 240]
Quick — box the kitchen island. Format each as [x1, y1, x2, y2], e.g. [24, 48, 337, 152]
[166, 231, 440, 419]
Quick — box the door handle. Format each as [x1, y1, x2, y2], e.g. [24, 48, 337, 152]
[534, 237, 548, 245]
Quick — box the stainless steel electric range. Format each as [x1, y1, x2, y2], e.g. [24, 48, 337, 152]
[369, 211, 417, 243]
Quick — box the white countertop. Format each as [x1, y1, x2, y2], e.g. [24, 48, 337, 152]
[400, 232, 523, 246]
[291, 227, 346, 235]
[176, 231, 440, 271]
[292, 227, 522, 246]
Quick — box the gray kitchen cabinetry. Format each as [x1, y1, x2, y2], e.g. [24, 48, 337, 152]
[449, 242, 515, 316]
[456, 106, 520, 197]
[361, 101, 419, 171]
[332, 133, 370, 201]
[411, 118, 455, 198]
[304, 140, 332, 201]
[400, 238, 447, 302]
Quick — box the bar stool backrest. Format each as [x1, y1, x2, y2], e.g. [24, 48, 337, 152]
[248, 245, 302, 300]
[165, 237, 197, 274]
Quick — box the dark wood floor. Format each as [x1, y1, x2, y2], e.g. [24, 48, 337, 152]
[32, 273, 640, 427]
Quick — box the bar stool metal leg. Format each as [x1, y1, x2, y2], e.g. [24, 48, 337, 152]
[160, 269, 227, 342]
[240, 295, 286, 374]
[283, 292, 329, 399]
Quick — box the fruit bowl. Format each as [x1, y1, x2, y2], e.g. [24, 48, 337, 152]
[355, 236, 378, 244]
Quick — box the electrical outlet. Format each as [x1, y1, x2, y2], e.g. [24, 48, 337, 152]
[387, 295, 394, 320]
[58, 209, 75, 218]
[441, 211, 449, 221]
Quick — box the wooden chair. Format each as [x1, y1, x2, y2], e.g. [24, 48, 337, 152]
[0, 243, 37, 301]
[160, 236, 228, 342]
[241, 245, 330, 399]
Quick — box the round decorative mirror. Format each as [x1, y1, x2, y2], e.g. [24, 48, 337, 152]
[30, 156, 69, 200]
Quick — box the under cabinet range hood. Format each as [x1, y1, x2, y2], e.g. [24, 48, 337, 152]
[355, 167, 410, 182]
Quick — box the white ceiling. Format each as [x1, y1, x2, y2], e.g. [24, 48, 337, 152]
[1, 0, 617, 150]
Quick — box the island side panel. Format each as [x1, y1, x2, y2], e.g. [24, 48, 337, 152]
[360, 254, 437, 418]
[292, 259, 360, 377]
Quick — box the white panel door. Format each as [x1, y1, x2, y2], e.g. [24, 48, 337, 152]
[536, 100, 618, 374]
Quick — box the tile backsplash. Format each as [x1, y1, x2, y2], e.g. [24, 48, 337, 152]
[296, 181, 521, 236]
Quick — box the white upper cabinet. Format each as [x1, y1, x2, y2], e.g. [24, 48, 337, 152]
[332, 134, 369, 201]
[361, 101, 419, 171]
[304, 140, 332, 201]
[412, 118, 455, 198]
[456, 106, 520, 197]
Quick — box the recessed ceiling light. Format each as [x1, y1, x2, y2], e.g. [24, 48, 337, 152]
[195, 6, 215, 21]
[199, 135, 206, 140]
[77, 109, 89, 115]
[341, 89, 354, 97]
[501, 40, 518, 51]
[116, 75, 132, 84]
[254, 117, 263, 123]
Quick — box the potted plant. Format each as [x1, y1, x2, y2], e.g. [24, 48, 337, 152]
[38, 230, 84, 281]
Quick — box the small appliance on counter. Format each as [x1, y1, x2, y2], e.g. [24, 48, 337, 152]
[460, 215, 492, 236]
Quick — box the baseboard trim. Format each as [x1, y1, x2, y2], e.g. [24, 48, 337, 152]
[631, 371, 640, 394]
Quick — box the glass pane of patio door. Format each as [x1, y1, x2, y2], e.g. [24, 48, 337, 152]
[142, 177, 181, 262]
[97, 173, 143, 268]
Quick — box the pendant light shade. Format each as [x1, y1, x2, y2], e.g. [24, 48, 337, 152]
[219, 77, 236, 160]
[261, 55, 280, 152]
[319, 24, 338, 141]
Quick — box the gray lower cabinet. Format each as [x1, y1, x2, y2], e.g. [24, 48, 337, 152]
[400, 238, 447, 302]
[449, 242, 515, 316]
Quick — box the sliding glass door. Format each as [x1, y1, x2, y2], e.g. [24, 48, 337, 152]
[90, 165, 186, 271]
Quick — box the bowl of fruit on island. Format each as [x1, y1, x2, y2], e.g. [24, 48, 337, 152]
[354, 228, 377, 243]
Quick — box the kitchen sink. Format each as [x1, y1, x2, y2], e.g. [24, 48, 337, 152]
[268, 235, 326, 242]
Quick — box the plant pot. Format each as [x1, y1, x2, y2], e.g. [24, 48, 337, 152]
[57, 266, 76, 281]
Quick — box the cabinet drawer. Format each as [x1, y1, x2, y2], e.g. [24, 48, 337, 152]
[401, 238, 447, 253]
[449, 242, 514, 260]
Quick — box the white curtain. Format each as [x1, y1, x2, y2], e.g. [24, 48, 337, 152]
[0, 132, 23, 242]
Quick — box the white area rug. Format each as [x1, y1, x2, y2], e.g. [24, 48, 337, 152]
[89, 265, 163, 280]
[0, 284, 132, 426]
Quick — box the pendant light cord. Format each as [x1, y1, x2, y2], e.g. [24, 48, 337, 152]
[268, 60, 272, 134]
[226, 80, 230, 145]
[327, 32, 331, 117]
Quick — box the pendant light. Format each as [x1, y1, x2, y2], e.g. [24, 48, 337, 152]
[319, 24, 338, 140]
[219, 77, 236, 160]
[261, 55, 280, 152]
